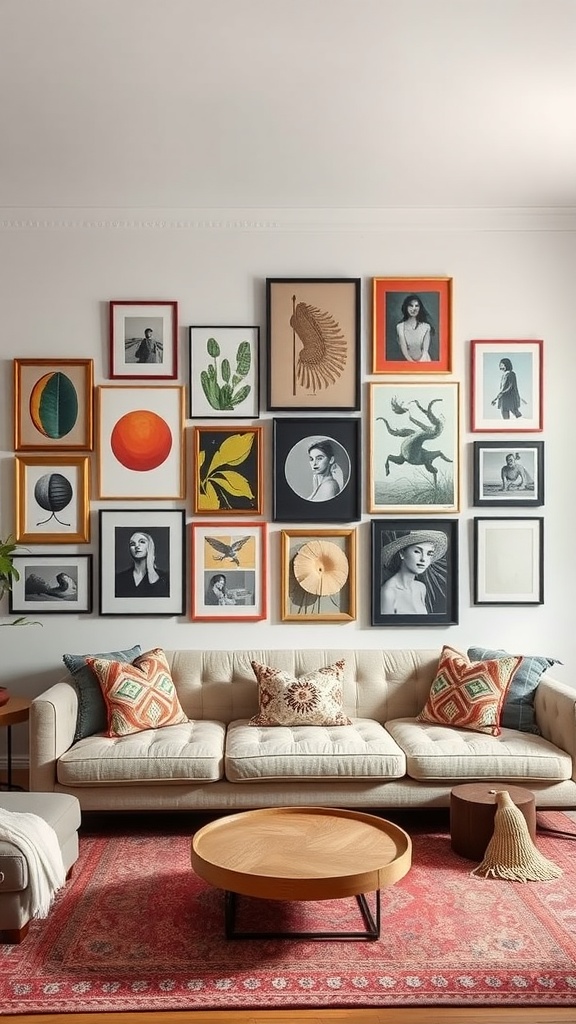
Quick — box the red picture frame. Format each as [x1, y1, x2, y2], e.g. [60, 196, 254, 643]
[372, 277, 452, 374]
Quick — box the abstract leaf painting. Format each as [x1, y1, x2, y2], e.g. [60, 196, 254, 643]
[266, 279, 360, 411]
[14, 359, 93, 451]
[193, 426, 263, 514]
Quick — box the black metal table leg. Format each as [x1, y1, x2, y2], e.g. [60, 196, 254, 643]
[0, 725, 25, 792]
[224, 889, 381, 941]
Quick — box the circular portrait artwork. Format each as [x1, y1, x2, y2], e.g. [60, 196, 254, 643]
[284, 435, 351, 503]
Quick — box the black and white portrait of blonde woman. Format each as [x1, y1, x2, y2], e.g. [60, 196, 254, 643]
[379, 529, 449, 616]
[114, 528, 170, 598]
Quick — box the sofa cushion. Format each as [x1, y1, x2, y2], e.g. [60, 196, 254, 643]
[386, 717, 573, 782]
[87, 648, 188, 737]
[63, 644, 142, 741]
[249, 659, 351, 727]
[417, 645, 521, 737]
[225, 718, 406, 782]
[467, 646, 561, 735]
[57, 720, 226, 784]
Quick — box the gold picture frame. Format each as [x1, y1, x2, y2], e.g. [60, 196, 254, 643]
[15, 455, 90, 543]
[192, 425, 264, 515]
[281, 528, 357, 622]
[14, 359, 94, 451]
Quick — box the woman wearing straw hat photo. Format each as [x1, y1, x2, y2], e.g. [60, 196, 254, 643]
[380, 529, 448, 616]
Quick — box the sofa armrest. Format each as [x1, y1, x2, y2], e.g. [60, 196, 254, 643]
[29, 681, 78, 793]
[534, 675, 576, 776]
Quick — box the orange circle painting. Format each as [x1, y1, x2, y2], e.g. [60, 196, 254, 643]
[111, 410, 172, 471]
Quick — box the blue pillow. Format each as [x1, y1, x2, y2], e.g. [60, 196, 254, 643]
[467, 646, 561, 735]
[63, 645, 142, 742]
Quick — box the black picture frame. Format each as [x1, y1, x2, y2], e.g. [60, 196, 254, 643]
[370, 519, 459, 626]
[9, 554, 93, 614]
[266, 278, 361, 412]
[99, 509, 186, 616]
[474, 516, 544, 605]
[273, 417, 361, 523]
[473, 441, 544, 507]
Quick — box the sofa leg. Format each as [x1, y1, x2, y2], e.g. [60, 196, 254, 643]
[0, 921, 29, 944]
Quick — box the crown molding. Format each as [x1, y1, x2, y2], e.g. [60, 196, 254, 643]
[1, 207, 576, 231]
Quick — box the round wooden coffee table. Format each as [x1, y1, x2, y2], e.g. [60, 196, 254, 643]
[450, 782, 536, 861]
[191, 806, 412, 941]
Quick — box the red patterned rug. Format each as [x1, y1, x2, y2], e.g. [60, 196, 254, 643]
[2, 811, 576, 1014]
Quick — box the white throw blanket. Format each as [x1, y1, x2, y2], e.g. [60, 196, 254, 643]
[0, 809, 66, 918]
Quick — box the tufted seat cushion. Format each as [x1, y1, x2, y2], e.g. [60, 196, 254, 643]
[386, 718, 573, 782]
[57, 720, 226, 785]
[225, 718, 406, 782]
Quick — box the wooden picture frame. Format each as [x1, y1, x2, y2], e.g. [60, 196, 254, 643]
[99, 509, 186, 616]
[190, 521, 267, 621]
[109, 300, 178, 379]
[188, 325, 259, 418]
[471, 339, 543, 432]
[369, 381, 460, 513]
[193, 425, 263, 514]
[474, 516, 544, 605]
[15, 455, 90, 543]
[473, 441, 544, 507]
[266, 277, 361, 411]
[14, 359, 93, 452]
[9, 554, 92, 614]
[273, 417, 361, 523]
[281, 528, 357, 622]
[96, 385, 185, 499]
[372, 277, 452, 374]
[370, 518, 458, 627]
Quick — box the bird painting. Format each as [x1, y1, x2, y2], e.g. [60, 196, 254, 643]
[205, 535, 251, 566]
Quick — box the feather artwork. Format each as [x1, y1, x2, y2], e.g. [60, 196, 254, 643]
[205, 535, 250, 566]
[289, 300, 347, 395]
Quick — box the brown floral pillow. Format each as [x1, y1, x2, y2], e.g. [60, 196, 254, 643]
[249, 659, 351, 727]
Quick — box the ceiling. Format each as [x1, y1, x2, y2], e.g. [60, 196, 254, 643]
[1, 0, 575, 210]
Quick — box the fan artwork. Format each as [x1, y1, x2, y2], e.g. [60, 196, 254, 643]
[289, 297, 347, 398]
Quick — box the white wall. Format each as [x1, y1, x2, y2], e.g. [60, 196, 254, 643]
[1, 0, 575, 765]
[0, 208, 574, 688]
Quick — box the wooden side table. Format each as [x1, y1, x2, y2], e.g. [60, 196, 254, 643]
[0, 696, 31, 792]
[450, 782, 536, 861]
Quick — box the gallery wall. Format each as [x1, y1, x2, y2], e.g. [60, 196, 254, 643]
[0, 208, 574, 719]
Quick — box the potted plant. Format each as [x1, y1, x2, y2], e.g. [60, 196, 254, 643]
[0, 537, 40, 705]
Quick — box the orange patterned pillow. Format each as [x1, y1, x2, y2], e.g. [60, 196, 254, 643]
[416, 644, 521, 736]
[87, 647, 188, 737]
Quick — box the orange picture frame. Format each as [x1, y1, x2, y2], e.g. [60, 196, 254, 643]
[372, 277, 452, 374]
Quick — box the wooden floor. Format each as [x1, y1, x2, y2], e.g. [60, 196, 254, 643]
[6, 1008, 576, 1023]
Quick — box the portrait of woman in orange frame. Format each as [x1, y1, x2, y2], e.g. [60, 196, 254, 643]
[372, 277, 452, 374]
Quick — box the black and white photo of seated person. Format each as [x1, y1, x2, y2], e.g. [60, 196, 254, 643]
[204, 573, 236, 606]
[114, 528, 170, 598]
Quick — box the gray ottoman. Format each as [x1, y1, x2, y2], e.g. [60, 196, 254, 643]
[0, 792, 81, 943]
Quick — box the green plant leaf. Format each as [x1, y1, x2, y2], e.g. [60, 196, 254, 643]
[231, 384, 251, 406]
[207, 337, 220, 358]
[219, 384, 234, 409]
[235, 341, 251, 377]
[200, 369, 222, 409]
[221, 358, 231, 383]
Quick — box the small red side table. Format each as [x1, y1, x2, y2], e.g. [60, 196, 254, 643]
[0, 696, 31, 792]
[450, 782, 537, 860]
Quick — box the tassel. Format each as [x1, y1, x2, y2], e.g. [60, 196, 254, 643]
[472, 790, 563, 882]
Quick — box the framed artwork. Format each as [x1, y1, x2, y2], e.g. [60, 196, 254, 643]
[109, 300, 178, 379]
[193, 425, 263, 514]
[9, 554, 92, 614]
[188, 326, 259, 418]
[99, 509, 186, 616]
[474, 516, 544, 605]
[473, 441, 544, 507]
[14, 359, 93, 452]
[372, 277, 452, 374]
[15, 455, 90, 543]
[370, 519, 458, 627]
[368, 381, 460, 514]
[266, 277, 361, 411]
[190, 521, 267, 621]
[273, 417, 361, 523]
[281, 528, 357, 622]
[471, 339, 543, 432]
[96, 386, 185, 499]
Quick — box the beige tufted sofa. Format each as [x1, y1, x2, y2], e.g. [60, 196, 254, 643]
[28, 648, 576, 813]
